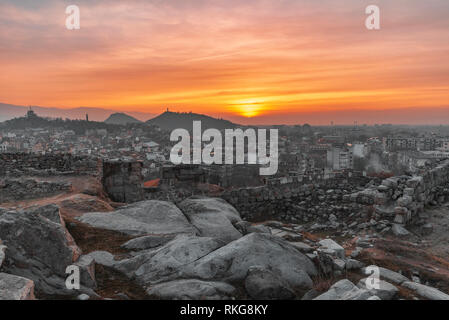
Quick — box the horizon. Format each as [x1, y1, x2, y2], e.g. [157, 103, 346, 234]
[1, 1, 449, 124]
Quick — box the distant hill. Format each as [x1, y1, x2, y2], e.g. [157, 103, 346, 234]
[146, 111, 238, 131]
[104, 113, 142, 125]
[0, 103, 154, 122]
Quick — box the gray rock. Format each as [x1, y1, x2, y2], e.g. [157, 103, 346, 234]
[246, 225, 271, 235]
[147, 279, 236, 300]
[392, 224, 410, 237]
[318, 239, 345, 259]
[85, 251, 116, 268]
[345, 259, 364, 270]
[77, 200, 197, 236]
[116, 234, 224, 285]
[178, 197, 242, 243]
[402, 281, 449, 300]
[367, 295, 381, 300]
[0, 243, 6, 268]
[244, 266, 296, 299]
[183, 233, 317, 291]
[314, 279, 372, 300]
[0, 205, 82, 296]
[74, 255, 96, 289]
[0, 273, 35, 300]
[121, 235, 173, 251]
[77, 293, 90, 300]
[289, 242, 313, 253]
[361, 265, 409, 285]
[357, 278, 398, 300]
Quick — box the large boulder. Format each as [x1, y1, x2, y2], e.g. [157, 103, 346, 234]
[244, 266, 296, 299]
[77, 200, 197, 237]
[115, 234, 224, 286]
[402, 281, 449, 300]
[314, 279, 372, 300]
[147, 279, 236, 300]
[0, 273, 35, 300]
[178, 197, 242, 243]
[182, 233, 317, 291]
[0, 205, 83, 296]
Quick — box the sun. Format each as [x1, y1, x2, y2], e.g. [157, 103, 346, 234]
[231, 99, 266, 118]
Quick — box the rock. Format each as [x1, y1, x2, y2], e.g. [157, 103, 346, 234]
[116, 234, 224, 285]
[0, 242, 6, 268]
[77, 293, 90, 301]
[244, 266, 296, 299]
[289, 242, 313, 253]
[332, 259, 346, 271]
[420, 223, 433, 236]
[234, 221, 251, 234]
[402, 281, 449, 300]
[246, 225, 271, 234]
[314, 279, 372, 300]
[85, 251, 116, 268]
[367, 295, 381, 300]
[318, 239, 345, 259]
[361, 265, 409, 285]
[147, 279, 236, 300]
[178, 197, 242, 243]
[182, 233, 317, 291]
[74, 255, 96, 289]
[0, 205, 82, 296]
[301, 289, 320, 300]
[392, 224, 410, 237]
[357, 278, 398, 300]
[121, 235, 173, 251]
[345, 259, 364, 270]
[0, 273, 35, 300]
[77, 200, 197, 237]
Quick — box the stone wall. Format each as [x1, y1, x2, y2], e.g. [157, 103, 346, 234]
[0, 153, 100, 177]
[350, 159, 449, 225]
[102, 160, 144, 203]
[220, 173, 370, 222]
[0, 178, 72, 203]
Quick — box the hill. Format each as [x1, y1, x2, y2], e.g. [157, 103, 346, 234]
[146, 111, 238, 131]
[104, 113, 142, 125]
[0, 103, 154, 122]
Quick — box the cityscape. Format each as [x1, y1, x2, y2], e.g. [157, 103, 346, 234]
[1, 0, 449, 310]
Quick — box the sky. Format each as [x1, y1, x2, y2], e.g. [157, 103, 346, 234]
[0, 0, 448, 125]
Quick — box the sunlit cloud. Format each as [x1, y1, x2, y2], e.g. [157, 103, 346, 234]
[0, 0, 448, 124]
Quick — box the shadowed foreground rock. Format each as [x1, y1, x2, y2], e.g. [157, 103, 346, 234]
[0, 205, 94, 297]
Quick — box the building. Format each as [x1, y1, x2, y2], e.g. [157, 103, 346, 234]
[327, 147, 353, 170]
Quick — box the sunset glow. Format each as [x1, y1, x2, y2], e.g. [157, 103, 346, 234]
[0, 0, 448, 124]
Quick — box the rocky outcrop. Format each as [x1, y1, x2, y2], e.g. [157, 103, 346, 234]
[77, 200, 197, 237]
[0, 205, 93, 297]
[181, 233, 317, 291]
[178, 197, 242, 243]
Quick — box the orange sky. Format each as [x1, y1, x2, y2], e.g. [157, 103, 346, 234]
[1, 0, 448, 124]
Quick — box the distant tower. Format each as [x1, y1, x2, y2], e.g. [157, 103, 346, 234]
[27, 106, 37, 118]
[166, 107, 169, 112]
[86, 113, 89, 122]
